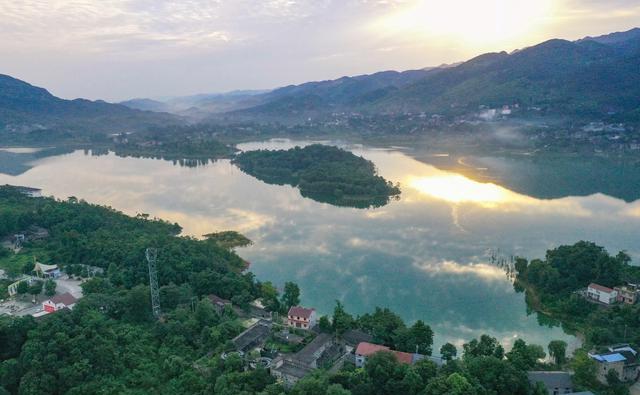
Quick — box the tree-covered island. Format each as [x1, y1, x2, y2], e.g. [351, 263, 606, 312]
[232, 144, 401, 208]
[513, 241, 640, 348]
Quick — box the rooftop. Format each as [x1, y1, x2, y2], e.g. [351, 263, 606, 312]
[592, 353, 626, 363]
[342, 329, 373, 346]
[232, 319, 271, 351]
[273, 359, 311, 379]
[49, 292, 77, 306]
[527, 371, 573, 390]
[288, 306, 315, 319]
[394, 351, 414, 365]
[293, 333, 333, 366]
[588, 283, 615, 293]
[355, 342, 390, 356]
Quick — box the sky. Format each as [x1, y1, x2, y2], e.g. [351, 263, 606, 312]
[1, 0, 639, 102]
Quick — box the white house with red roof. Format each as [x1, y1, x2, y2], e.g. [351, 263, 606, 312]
[287, 306, 316, 330]
[587, 283, 618, 305]
[42, 292, 78, 313]
[355, 342, 423, 368]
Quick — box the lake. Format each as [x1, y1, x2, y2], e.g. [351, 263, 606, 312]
[2, 139, 639, 352]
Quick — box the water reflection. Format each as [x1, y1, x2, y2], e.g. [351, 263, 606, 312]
[0, 141, 638, 352]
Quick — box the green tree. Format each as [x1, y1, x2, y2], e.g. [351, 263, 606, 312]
[505, 339, 545, 370]
[408, 320, 433, 355]
[319, 315, 331, 333]
[514, 257, 528, 276]
[28, 281, 43, 298]
[548, 340, 568, 366]
[531, 381, 548, 395]
[332, 301, 354, 335]
[463, 335, 504, 360]
[261, 281, 281, 312]
[16, 281, 28, 296]
[44, 279, 57, 297]
[572, 349, 597, 389]
[424, 373, 477, 395]
[281, 282, 300, 311]
[440, 343, 457, 361]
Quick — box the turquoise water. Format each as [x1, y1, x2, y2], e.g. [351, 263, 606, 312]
[1, 139, 639, 352]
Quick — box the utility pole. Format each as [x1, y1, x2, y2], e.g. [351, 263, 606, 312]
[145, 248, 161, 319]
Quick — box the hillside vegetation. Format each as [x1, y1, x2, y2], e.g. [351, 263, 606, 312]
[232, 145, 401, 208]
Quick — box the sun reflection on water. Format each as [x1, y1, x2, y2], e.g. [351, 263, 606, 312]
[408, 174, 509, 205]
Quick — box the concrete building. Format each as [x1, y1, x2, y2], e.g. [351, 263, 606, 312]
[34, 262, 61, 279]
[354, 342, 424, 368]
[271, 333, 339, 388]
[527, 371, 574, 395]
[42, 292, 77, 312]
[614, 285, 639, 305]
[589, 345, 640, 383]
[287, 306, 316, 330]
[207, 294, 232, 314]
[587, 283, 618, 305]
[232, 319, 272, 352]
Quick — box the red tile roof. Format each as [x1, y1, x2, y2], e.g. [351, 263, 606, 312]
[288, 306, 315, 319]
[394, 351, 414, 365]
[589, 283, 615, 293]
[49, 292, 77, 306]
[355, 342, 390, 356]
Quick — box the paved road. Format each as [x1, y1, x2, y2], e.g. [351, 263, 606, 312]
[630, 381, 640, 395]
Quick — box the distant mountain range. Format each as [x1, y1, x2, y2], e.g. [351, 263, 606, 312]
[1, 27, 639, 140]
[215, 27, 640, 121]
[120, 90, 269, 121]
[0, 74, 178, 140]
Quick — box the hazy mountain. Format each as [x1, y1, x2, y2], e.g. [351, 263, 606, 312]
[120, 90, 269, 120]
[224, 28, 640, 121]
[0, 74, 179, 137]
[119, 98, 171, 113]
[219, 68, 435, 121]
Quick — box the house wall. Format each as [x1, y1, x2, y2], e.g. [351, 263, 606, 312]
[587, 287, 618, 304]
[596, 361, 625, 383]
[355, 354, 366, 368]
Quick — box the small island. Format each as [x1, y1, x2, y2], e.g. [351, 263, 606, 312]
[110, 135, 237, 165]
[232, 144, 401, 208]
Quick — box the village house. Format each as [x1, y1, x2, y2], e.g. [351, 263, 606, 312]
[271, 333, 342, 388]
[586, 283, 618, 305]
[34, 262, 61, 279]
[614, 285, 639, 305]
[287, 306, 316, 330]
[231, 319, 272, 352]
[42, 292, 77, 313]
[207, 294, 232, 314]
[589, 345, 640, 384]
[527, 371, 574, 395]
[354, 342, 423, 368]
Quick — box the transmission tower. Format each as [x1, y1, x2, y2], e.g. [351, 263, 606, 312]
[145, 248, 161, 318]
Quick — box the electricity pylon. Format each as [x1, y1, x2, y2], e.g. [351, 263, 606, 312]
[145, 248, 161, 318]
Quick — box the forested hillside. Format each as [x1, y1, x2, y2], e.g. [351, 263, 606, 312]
[232, 145, 401, 208]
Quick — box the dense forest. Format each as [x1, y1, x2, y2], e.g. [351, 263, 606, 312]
[0, 188, 632, 394]
[232, 145, 401, 208]
[109, 134, 237, 164]
[514, 241, 640, 347]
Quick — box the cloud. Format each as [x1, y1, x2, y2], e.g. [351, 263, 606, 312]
[0, 0, 638, 100]
[414, 260, 507, 281]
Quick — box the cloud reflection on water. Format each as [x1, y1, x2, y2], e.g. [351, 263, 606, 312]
[0, 142, 638, 350]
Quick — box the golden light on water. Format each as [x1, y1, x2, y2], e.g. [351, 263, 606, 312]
[409, 174, 508, 205]
[373, 0, 555, 48]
